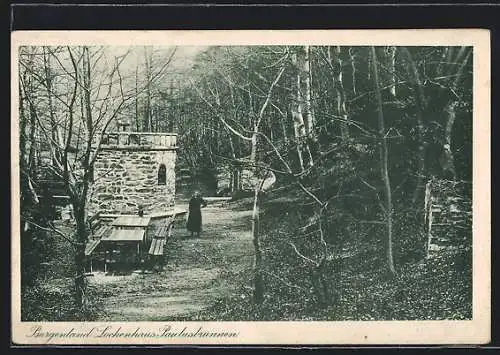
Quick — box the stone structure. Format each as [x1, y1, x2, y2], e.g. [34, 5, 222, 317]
[89, 128, 177, 215]
[425, 179, 472, 257]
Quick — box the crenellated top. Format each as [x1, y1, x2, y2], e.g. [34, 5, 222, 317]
[97, 132, 178, 151]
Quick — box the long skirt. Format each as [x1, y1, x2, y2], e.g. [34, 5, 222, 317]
[186, 209, 202, 233]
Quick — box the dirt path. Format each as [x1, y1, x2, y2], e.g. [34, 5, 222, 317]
[89, 202, 253, 321]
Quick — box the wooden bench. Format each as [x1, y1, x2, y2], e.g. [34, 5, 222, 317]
[85, 212, 113, 258]
[148, 217, 175, 257]
[88, 212, 101, 232]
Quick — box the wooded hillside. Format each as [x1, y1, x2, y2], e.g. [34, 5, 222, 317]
[19, 45, 473, 320]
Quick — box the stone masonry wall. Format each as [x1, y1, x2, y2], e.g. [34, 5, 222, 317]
[425, 179, 472, 255]
[90, 148, 176, 214]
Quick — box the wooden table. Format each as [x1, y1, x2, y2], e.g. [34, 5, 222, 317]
[111, 216, 151, 229]
[102, 216, 152, 272]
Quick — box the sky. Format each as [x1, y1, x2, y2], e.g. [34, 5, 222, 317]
[105, 45, 208, 74]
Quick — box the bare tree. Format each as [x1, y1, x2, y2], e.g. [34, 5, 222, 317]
[386, 46, 397, 98]
[302, 46, 316, 138]
[440, 47, 472, 180]
[348, 47, 357, 96]
[327, 46, 350, 138]
[19, 45, 168, 308]
[402, 47, 428, 204]
[291, 47, 314, 171]
[191, 47, 289, 303]
[371, 46, 396, 277]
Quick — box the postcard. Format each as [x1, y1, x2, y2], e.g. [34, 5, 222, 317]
[11, 29, 490, 345]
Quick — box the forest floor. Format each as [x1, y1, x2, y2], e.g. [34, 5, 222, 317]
[191, 194, 472, 321]
[88, 200, 254, 321]
[21, 192, 471, 322]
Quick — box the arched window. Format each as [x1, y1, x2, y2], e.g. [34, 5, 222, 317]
[158, 164, 166, 185]
[128, 134, 140, 145]
[101, 134, 109, 145]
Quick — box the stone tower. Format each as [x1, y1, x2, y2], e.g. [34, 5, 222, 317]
[90, 120, 178, 215]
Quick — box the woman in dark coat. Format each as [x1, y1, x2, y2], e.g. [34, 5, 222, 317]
[186, 191, 207, 237]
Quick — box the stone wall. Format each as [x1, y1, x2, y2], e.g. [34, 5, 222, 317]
[89, 148, 176, 214]
[425, 179, 472, 255]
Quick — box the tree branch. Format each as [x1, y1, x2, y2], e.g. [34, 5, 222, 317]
[288, 242, 319, 267]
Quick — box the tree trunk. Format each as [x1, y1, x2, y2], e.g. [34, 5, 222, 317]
[144, 96, 151, 132]
[436, 47, 450, 77]
[252, 184, 264, 304]
[135, 65, 140, 131]
[226, 134, 241, 193]
[19, 48, 31, 170]
[280, 110, 289, 145]
[291, 50, 314, 170]
[249, 58, 286, 302]
[441, 101, 457, 179]
[19, 80, 38, 209]
[21, 52, 39, 175]
[311, 267, 328, 308]
[44, 48, 64, 153]
[348, 47, 357, 96]
[70, 46, 92, 309]
[250, 125, 258, 164]
[402, 48, 427, 204]
[232, 168, 241, 192]
[439, 47, 471, 180]
[293, 120, 305, 171]
[28, 95, 38, 176]
[329, 46, 349, 138]
[143, 47, 152, 132]
[371, 47, 396, 277]
[386, 46, 397, 98]
[302, 46, 315, 137]
[73, 205, 88, 308]
[19, 84, 27, 165]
